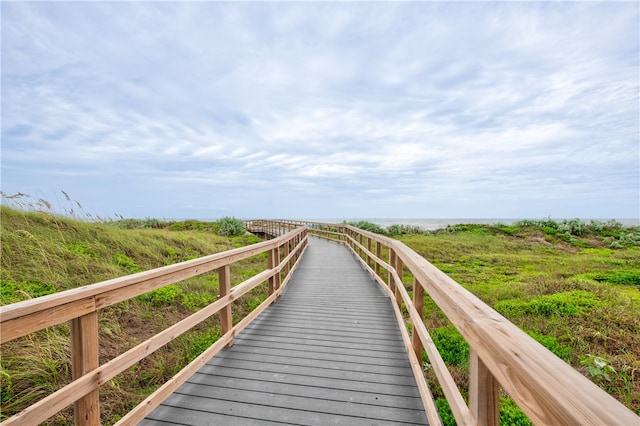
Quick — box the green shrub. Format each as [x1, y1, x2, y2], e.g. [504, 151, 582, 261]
[0, 280, 57, 304]
[435, 395, 531, 426]
[68, 243, 96, 258]
[112, 218, 168, 229]
[181, 292, 216, 312]
[138, 285, 182, 307]
[163, 246, 179, 261]
[495, 290, 601, 317]
[435, 398, 456, 426]
[526, 331, 571, 360]
[246, 294, 268, 311]
[497, 225, 519, 236]
[516, 218, 559, 231]
[452, 224, 492, 235]
[581, 354, 616, 382]
[500, 396, 532, 425]
[430, 325, 470, 367]
[579, 248, 614, 256]
[386, 224, 424, 235]
[615, 232, 640, 247]
[112, 253, 141, 273]
[559, 219, 586, 236]
[513, 218, 632, 239]
[344, 220, 386, 235]
[183, 328, 221, 361]
[217, 217, 245, 237]
[585, 271, 640, 286]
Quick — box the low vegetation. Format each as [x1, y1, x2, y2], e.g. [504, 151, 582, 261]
[0, 196, 260, 425]
[396, 221, 640, 422]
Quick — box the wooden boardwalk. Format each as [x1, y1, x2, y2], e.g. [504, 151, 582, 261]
[141, 237, 428, 425]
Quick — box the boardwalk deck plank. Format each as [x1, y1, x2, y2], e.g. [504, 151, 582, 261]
[211, 350, 413, 374]
[142, 237, 428, 425]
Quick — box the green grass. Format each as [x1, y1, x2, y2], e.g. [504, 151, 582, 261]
[399, 223, 640, 419]
[0, 205, 268, 424]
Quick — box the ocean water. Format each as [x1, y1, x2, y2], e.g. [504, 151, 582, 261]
[300, 218, 640, 231]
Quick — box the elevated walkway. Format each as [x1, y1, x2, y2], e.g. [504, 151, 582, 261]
[142, 237, 428, 425]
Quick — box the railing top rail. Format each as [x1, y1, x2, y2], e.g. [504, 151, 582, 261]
[245, 219, 344, 225]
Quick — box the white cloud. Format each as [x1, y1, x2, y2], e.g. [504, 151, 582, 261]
[2, 1, 638, 219]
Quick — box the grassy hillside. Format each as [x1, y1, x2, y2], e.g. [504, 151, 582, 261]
[0, 205, 266, 424]
[396, 222, 640, 420]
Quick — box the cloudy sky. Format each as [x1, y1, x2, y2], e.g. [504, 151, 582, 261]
[2, 1, 638, 220]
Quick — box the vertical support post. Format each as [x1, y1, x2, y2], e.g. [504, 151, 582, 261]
[412, 277, 424, 360]
[388, 249, 397, 294]
[218, 265, 233, 347]
[268, 246, 281, 296]
[268, 248, 276, 295]
[274, 246, 282, 290]
[70, 311, 100, 426]
[469, 349, 499, 426]
[366, 238, 372, 268]
[358, 234, 363, 258]
[375, 241, 381, 278]
[284, 238, 291, 277]
[394, 255, 403, 309]
[275, 245, 282, 290]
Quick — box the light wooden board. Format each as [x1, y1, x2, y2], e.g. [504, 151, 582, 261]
[142, 237, 428, 425]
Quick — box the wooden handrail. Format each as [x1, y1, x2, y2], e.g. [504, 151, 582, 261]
[309, 222, 638, 426]
[0, 226, 308, 425]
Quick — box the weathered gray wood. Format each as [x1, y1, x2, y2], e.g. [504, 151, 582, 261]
[142, 237, 428, 425]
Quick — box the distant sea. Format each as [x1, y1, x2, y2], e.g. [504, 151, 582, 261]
[297, 218, 640, 231]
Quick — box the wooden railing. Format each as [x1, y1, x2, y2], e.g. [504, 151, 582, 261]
[308, 222, 639, 426]
[245, 220, 347, 243]
[244, 219, 307, 237]
[0, 226, 308, 426]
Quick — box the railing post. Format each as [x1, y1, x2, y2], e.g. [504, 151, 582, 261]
[412, 277, 424, 361]
[268, 246, 280, 296]
[469, 349, 499, 426]
[268, 248, 275, 294]
[366, 238, 372, 268]
[277, 244, 283, 289]
[388, 249, 397, 294]
[375, 241, 381, 277]
[218, 265, 233, 347]
[394, 254, 403, 309]
[284, 238, 291, 276]
[70, 311, 100, 425]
